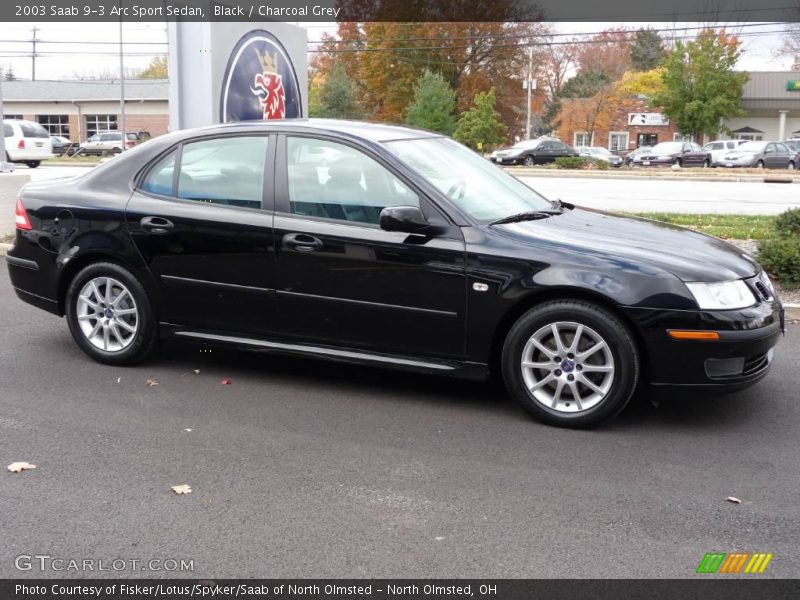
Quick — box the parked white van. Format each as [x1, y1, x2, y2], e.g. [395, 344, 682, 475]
[3, 119, 54, 168]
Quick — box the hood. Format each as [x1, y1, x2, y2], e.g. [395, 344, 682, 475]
[492, 207, 759, 282]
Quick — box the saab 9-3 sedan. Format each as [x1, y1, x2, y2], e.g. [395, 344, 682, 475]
[6, 120, 784, 427]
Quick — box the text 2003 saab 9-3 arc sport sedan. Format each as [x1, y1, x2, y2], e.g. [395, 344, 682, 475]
[6, 120, 785, 428]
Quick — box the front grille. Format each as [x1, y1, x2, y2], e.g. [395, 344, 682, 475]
[743, 352, 770, 377]
[754, 280, 772, 302]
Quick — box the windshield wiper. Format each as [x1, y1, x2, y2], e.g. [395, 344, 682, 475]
[489, 211, 559, 226]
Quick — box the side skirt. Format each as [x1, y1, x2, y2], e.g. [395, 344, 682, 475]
[160, 323, 489, 381]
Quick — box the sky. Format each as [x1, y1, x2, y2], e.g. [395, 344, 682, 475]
[0, 21, 794, 81]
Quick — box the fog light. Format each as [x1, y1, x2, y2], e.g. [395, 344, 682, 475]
[705, 357, 745, 378]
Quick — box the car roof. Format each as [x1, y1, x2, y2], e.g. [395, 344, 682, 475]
[182, 119, 442, 143]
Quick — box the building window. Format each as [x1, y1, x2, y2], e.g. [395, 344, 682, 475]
[637, 133, 658, 147]
[736, 133, 763, 141]
[3, 114, 23, 120]
[85, 114, 117, 138]
[609, 132, 629, 152]
[574, 132, 591, 147]
[37, 115, 70, 137]
[673, 133, 694, 142]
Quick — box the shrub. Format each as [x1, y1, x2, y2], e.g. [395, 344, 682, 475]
[773, 208, 800, 238]
[553, 156, 610, 170]
[758, 238, 800, 290]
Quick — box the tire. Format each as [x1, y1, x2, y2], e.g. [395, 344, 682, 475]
[788, 161, 796, 170]
[703, 159, 710, 168]
[673, 158, 682, 167]
[501, 300, 639, 428]
[756, 160, 765, 169]
[25, 161, 41, 168]
[523, 155, 535, 167]
[65, 262, 157, 366]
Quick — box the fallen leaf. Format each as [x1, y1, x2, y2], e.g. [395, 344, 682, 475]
[146, 379, 159, 387]
[193, 369, 200, 374]
[183, 428, 192, 433]
[7, 462, 36, 473]
[726, 496, 742, 504]
[171, 484, 192, 495]
[116, 377, 121, 384]
[221, 379, 232, 385]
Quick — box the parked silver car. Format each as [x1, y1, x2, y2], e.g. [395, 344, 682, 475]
[721, 141, 799, 169]
[79, 131, 140, 156]
[576, 146, 623, 167]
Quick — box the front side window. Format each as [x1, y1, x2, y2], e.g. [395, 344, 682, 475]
[177, 136, 268, 209]
[385, 136, 552, 224]
[286, 137, 419, 225]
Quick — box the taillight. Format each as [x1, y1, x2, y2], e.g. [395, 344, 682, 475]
[18, 139, 25, 149]
[126, 140, 135, 147]
[15, 198, 32, 231]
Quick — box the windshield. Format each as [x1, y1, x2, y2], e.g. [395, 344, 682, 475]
[588, 147, 610, 155]
[510, 140, 539, 150]
[650, 142, 683, 153]
[738, 141, 767, 152]
[385, 137, 552, 224]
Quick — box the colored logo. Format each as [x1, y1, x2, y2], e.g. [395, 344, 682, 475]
[220, 30, 302, 123]
[696, 552, 773, 574]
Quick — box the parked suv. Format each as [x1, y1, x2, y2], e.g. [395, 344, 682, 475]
[3, 119, 54, 168]
[703, 140, 747, 167]
[79, 131, 140, 156]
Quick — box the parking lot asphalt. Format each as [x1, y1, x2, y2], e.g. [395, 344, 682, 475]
[1, 269, 798, 579]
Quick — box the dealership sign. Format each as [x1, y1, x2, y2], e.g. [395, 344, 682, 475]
[628, 113, 669, 126]
[220, 30, 303, 122]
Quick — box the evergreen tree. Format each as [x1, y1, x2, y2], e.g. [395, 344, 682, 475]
[630, 29, 665, 71]
[316, 63, 365, 119]
[405, 70, 457, 135]
[453, 88, 508, 151]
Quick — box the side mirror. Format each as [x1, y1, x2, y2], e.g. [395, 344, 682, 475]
[379, 205, 429, 234]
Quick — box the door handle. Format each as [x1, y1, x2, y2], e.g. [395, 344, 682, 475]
[140, 216, 174, 235]
[282, 232, 323, 252]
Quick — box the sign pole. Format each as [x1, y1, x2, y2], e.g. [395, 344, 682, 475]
[0, 67, 14, 172]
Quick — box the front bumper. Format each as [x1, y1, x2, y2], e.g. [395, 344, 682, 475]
[720, 158, 754, 168]
[491, 156, 522, 165]
[623, 300, 783, 389]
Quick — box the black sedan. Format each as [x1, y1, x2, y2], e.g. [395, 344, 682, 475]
[631, 141, 711, 167]
[6, 120, 783, 428]
[50, 135, 77, 156]
[490, 138, 578, 166]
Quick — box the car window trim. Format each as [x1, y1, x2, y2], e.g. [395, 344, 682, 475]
[134, 132, 276, 213]
[274, 132, 452, 228]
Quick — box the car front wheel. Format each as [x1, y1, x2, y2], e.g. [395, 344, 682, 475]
[523, 155, 535, 166]
[25, 161, 41, 168]
[501, 300, 640, 428]
[65, 262, 157, 365]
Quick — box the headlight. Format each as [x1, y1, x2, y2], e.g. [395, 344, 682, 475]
[685, 280, 756, 310]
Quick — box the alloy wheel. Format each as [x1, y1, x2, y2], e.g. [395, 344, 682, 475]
[520, 321, 615, 413]
[75, 276, 139, 352]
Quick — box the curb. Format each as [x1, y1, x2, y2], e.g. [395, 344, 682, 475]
[502, 167, 800, 184]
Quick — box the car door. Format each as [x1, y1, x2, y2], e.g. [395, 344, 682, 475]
[125, 133, 278, 334]
[775, 143, 792, 168]
[551, 141, 573, 159]
[763, 143, 780, 168]
[272, 134, 467, 359]
[83, 135, 101, 154]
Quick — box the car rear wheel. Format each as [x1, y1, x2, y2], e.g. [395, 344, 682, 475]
[25, 161, 41, 168]
[788, 161, 796, 170]
[65, 262, 157, 365]
[703, 159, 710, 168]
[501, 300, 639, 428]
[673, 158, 682, 167]
[523, 155, 535, 167]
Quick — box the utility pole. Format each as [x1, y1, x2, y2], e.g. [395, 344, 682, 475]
[0, 67, 13, 172]
[119, 14, 126, 150]
[31, 27, 38, 81]
[525, 46, 533, 140]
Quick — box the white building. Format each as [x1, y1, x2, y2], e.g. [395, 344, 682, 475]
[722, 71, 800, 141]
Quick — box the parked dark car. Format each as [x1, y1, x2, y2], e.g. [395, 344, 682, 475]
[631, 141, 711, 167]
[50, 135, 77, 156]
[721, 141, 798, 169]
[490, 138, 578, 166]
[6, 120, 783, 428]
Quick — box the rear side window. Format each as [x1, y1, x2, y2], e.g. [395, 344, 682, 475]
[19, 122, 49, 138]
[140, 151, 177, 197]
[177, 136, 268, 209]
